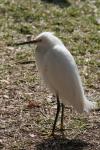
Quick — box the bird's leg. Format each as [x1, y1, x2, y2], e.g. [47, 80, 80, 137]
[60, 103, 65, 131]
[51, 94, 60, 136]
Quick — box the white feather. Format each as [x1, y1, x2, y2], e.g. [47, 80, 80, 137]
[35, 32, 96, 113]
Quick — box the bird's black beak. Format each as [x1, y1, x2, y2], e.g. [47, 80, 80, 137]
[13, 39, 38, 46]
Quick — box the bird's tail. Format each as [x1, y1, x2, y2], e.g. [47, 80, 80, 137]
[83, 97, 97, 113]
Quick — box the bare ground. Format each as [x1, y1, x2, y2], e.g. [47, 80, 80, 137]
[0, 43, 100, 150]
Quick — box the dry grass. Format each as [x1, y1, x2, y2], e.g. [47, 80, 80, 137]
[0, 0, 100, 149]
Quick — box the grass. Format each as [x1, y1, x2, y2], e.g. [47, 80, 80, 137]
[0, 0, 100, 149]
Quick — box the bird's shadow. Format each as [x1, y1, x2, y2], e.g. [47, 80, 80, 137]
[41, 0, 71, 8]
[35, 135, 89, 150]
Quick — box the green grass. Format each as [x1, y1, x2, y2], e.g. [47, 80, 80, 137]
[0, 0, 100, 47]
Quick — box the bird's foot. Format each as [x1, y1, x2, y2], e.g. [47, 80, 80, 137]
[59, 127, 65, 137]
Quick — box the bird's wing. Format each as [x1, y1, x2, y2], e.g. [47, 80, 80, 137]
[43, 45, 84, 112]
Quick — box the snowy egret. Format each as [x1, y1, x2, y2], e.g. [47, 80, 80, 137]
[15, 32, 96, 135]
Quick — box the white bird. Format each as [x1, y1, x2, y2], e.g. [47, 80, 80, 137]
[15, 32, 96, 135]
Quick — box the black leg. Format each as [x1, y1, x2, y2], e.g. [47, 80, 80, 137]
[60, 103, 64, 131]
[51, 94, 60, 135]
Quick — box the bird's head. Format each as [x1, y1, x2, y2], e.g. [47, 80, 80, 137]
[33, 32, 55, 47]
[14, 32, 63, 48]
